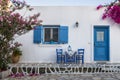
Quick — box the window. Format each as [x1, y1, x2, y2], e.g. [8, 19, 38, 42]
[33, 25, 68, 44]
[97, 31, 104, 41]
[44, 28, 58, 43]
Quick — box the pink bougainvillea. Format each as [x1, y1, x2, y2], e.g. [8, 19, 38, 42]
[97, 0, 120, 24]
[0, 0, 42, 71]
[96, 5, 103, 10]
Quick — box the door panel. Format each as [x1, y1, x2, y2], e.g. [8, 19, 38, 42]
[94, 26, 109, 61]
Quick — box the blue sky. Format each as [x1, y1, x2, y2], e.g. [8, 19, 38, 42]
[24, 0, 114, 6]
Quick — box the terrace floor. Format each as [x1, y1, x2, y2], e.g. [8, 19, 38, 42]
[3, 73, 120, 80]
[2, 63, 120, 80]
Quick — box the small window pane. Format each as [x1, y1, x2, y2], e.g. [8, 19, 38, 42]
[44, 28, 58, 43]
[53, 28, 58, 42]
[97, 31, 104, 41]
[45, 28, 51, 42]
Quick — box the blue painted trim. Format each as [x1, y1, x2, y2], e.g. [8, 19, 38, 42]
[94, 25, 110, 61]
[33, 26, 43, 43]
[108, 26, 110, 61]
[59, 26, 68, 44]
[43, 42, 59, 44]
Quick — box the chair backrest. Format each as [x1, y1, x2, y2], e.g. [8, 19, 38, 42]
[77, 49, 84, 64]
[56, 49, 63, 55]
[56, 49, 63, 64]
[78, 49, 84, 55]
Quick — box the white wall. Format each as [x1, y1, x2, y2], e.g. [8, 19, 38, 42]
[16, 6, 120, 63]
[25, 0, 113, 6]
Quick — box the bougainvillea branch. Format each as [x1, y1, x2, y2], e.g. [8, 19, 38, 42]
[97, 0, 120, 24]
[0, 0, 42, 71]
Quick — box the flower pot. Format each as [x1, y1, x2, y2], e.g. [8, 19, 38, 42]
[0, 70, 10, 79]
[11, 55, 20, 63]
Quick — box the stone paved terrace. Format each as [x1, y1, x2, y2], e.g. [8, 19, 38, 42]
[2, 73, 120, 80]
[1, 63, 120, 80]
[8, 63, 120, 74]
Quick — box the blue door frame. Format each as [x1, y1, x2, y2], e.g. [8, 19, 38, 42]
[94, 26, 109, 61]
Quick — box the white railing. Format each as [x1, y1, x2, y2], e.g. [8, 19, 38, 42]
[8, 63, 120, 76]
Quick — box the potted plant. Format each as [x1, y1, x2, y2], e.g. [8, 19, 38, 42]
[11, 47, 22, 63]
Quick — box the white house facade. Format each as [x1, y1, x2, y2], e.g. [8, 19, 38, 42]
[16, 6, 120, 63]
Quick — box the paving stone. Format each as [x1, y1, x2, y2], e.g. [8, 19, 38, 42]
[98, 74, 110, 78]
[93, 77, 101, 80]
[74, 78, 83, 80]
[116, 76, 120, 79]
[81, 74, 93, 77]
[103, 78, 118, 80]
[49, 79, 56, 80]
[57, 77, 66, 80]
[115, 74, 120, 79]
[84, 78, 93, 80]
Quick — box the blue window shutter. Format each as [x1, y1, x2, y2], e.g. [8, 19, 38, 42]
[33, 26, 43, 43]
[59, 26, 68, 44]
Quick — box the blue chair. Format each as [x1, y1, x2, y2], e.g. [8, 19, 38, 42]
[76, 49, 84, 64]
[56, 49, 63, 64]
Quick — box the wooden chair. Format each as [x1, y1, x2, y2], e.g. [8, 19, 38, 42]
[56, 49, 63, 63]
[76, 49, 84, 64]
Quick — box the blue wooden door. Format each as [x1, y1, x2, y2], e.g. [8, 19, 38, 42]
[94, 26, 109, 61]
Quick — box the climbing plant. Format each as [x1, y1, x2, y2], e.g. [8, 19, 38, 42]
[97, 0, 120, 24]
